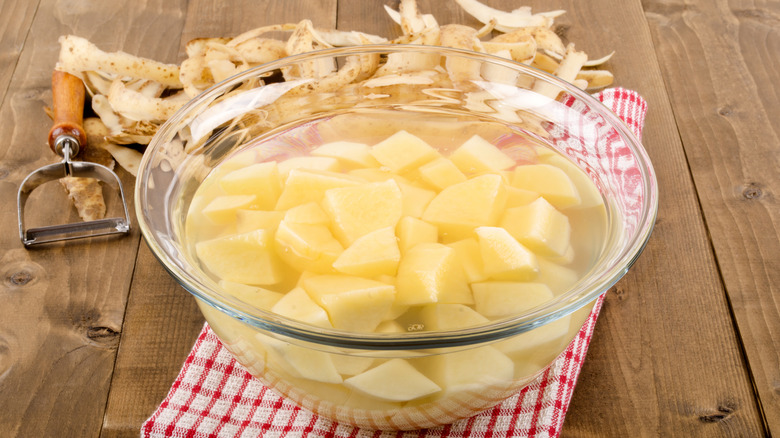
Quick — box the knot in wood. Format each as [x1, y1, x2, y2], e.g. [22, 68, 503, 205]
[86, 326, 120, 348]
[741, 183, 763, 200]
[9, 271, 33, 286]
[699, 402, 736, 423]
[0, 166, 8, 180]
[717, 106, 732, 116]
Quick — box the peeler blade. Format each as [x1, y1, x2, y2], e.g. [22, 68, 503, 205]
[17, 159, 132, 246]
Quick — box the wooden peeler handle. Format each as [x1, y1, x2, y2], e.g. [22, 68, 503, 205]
[47, 70, 87, 155]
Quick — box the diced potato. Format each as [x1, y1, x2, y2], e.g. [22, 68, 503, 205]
[396, 243, 473, 305]
[471, 282, 554, 318]
[219, 279, 284, 310]
[418, 304, 490, 330]
[302, 275, 396, 332]
[538, 154, 604, 209]
[331, 355, 375, 376]
[397, 216, 438, 254]
[283, 202, 331, 225]
[271, 286, 332, 328]
[422, 174, 508, 241]
[347, 167, 400, 182]
[265, 340, 343, 383]
[195, 229, 284, 285]
[446, 238, 487, 283]
[397, 182, 436, 218]
[370, 130, 440, 173]
[500, 197, 571, 258]
[546, 245, 575, 265]
[323, 179, 403, 246]
[495, 315, 571, 355]
[311, 141, 380, 168]
[505, 186, 539, 208]
[274, 221, 343, 274]
[344, 358, 441, 402]
[278, 156, 341, 178]
[275, 168, 362, 210]
[419, 346, 514, 393]
[449, 135, 516, 174]
[383, 302, 409, 321]
[218, 162, 282, 210]
[417, 157, 467, 190]
[202, 195, 257, 225]
[511, 164, 581, 209]
[475, 226, 539, 281]
[235, 209, 284, 233]
[332, 227, 401, 277]
[536, 258, 579, 295]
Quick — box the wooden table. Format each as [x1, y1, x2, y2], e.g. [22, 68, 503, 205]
[1, 0, 777, 436]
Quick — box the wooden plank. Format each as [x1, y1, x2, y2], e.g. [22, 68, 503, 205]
[642, 0, 780, 434]
[0, 0, 187, 437]
[99, 1, 338, 436]
[0, 0, 39, 102]
[530, 0, 768, 435]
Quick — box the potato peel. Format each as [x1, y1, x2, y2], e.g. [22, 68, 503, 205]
[52, 0, 617, 187]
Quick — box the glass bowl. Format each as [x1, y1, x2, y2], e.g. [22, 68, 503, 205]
[136, 45, 657, 430]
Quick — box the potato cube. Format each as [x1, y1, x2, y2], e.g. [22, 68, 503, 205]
[311, 141, 380, 168]
[536, 258, 579, 295]
[449, 135, 516, 174]
[418, 304, 490, 330]
[218, 162, 282, 210]
[446, 238, 487, 283]
[539, 154, 604, 209]
[302, 275, 396, 332]
[271, 286, 332, 328]
[417, 157, 467, 190]
[422, 174, 508, 241]
[323, 179, 403, 246]
[370, 130, 440, 173]
[332, 227, 401, 277]
[397, 182, 436, 218]
[235, 209, 284, 233]
[283, 202, 331, 225]
[471, 282, 554, 318]
[331, 355, 375, 376]
[419, 346, 514, 393]
[195, 229, 284, 285]
[511, 164, 581, 209]
[202, 195, 256, 225]
[500, 197, 571, 258]
[264, 339, 342, 383]
[505, 186, 539, 208]
[495, 315, 571, 355]
[344, 359, 441, 402]
[396, 243, 473, 305]
[278, 156, 341, 178]
[475, 226, 539, 281]
[275, 168, 362, 210]
[274, 221, 343, 274]
[219, 279, 284, 310]
[397, 216, 438, 254]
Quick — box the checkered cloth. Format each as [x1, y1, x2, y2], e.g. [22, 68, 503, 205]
[142, 88, 647, 438]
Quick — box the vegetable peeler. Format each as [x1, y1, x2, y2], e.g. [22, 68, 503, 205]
[17, 71, 131, 247]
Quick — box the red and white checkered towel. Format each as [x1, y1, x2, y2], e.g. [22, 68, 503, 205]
[142, 88, 647, 438]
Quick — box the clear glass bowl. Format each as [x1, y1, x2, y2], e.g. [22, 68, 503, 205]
[136, 45, 657, 430]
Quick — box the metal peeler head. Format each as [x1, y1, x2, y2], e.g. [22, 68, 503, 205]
[17, 137, 131, 247]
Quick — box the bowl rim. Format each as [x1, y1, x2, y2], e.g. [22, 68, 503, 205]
[136, 44, 658, 350]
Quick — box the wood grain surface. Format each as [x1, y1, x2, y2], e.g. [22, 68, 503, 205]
[642, 0, 780, 433]
[0, 0, 776, 437]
